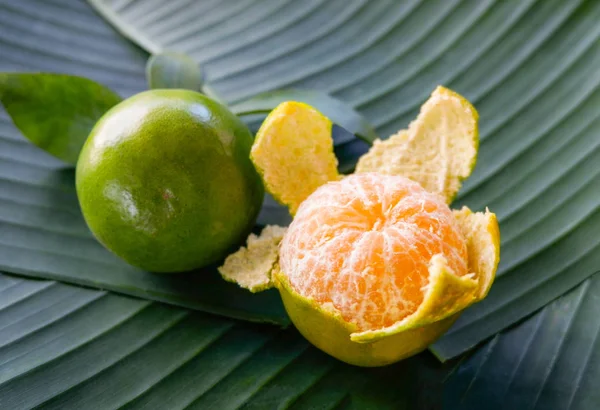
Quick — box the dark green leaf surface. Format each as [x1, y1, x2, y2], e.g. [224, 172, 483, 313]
[1, 270, 597, 409]
[444, 272, 600, 410]
[146, 51, 204, 91]
[231, 89, 378, 143]
[0, 73, 121, 164]
[0, 1, 598, 408]
[90, 0, 600, 360]
[0, 272, 452, 409]
[2, 272, 597, 409]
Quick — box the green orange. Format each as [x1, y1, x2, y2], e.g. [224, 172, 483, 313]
[76, 89, 264, 272]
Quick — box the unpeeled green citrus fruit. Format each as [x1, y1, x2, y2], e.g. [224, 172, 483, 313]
[76, 89, 264, 272]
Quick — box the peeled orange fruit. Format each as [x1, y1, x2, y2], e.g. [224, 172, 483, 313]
[220, 86, 500, 366]
[274, 173, 498, 366]
[280, 173, 468, 331]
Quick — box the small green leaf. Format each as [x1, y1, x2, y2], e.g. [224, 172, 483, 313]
[146, 51, 204, 91]
[229, 89, 378, 143]
[0, 73, 121, 165]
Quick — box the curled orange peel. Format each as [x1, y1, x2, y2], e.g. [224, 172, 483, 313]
[351, 206, 500, 343]
[218, 225, 287, 292]
[356, 86, 478, 203]
[250, 101, 340, 215]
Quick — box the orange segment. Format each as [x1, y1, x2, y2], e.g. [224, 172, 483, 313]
[352, 207, 500, 342]
[351, 255, 477, 342]
[279, 172, 469, 332]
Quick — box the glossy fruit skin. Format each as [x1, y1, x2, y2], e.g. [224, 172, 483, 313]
[76, 89, 264, 272]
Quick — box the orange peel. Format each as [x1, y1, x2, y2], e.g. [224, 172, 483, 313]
[275, 270, 460, 367]
[350, 255, 478, 343]
[353, 207, 500, 343]
[250, 101, 340, 215]
[453, 206, 500, 300]
[356, 86, 478, 203]
[218, 225, 287, 292]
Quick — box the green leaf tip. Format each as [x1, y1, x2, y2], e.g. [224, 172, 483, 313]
[0, 72, 121, 165]
[146, 51, 204, 92]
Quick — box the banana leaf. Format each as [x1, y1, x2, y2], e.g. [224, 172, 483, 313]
[0, 1, 599, 408]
